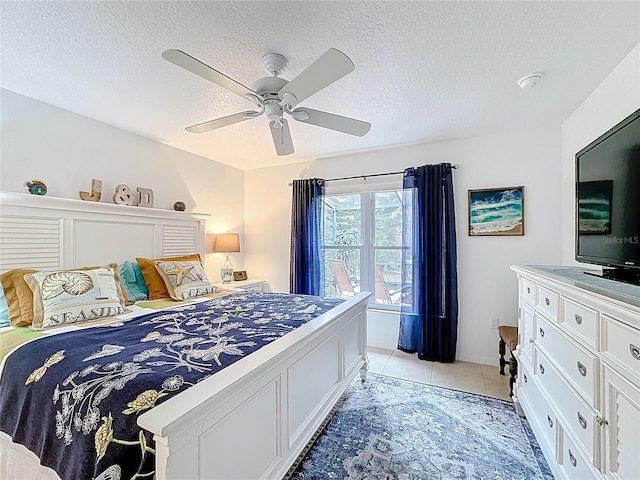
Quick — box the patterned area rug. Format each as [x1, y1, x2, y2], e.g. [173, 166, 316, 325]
[288, 373, 554, 480]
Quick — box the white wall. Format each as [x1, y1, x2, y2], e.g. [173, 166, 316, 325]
[245, 128, 563, 365]
[561, 43, 640, 265]
[0, 89, 246, 281]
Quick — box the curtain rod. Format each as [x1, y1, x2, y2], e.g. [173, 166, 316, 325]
[288, 164, 459, 186]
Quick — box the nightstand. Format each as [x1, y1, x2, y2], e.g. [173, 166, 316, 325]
[214, 279, 266, 291]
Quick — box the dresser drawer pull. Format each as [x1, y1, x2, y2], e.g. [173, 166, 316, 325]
[547, 415, 553, 428]
[523, 374, 528, 383]
[529, 338, 534, 344]
[568, 449, 577, 467]
[545, 297, 550, 306]
[578, 412, 587, 429]
[527, 287, 531, 294]
[631, 344, 640, 360]
[575, 314, 583, 325]
[539, 364, 545, 374]
[539, 327, 545, 337]
[577, 361, 587, 377]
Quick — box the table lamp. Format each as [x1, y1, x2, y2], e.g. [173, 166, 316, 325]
[214, 233, 240, 283]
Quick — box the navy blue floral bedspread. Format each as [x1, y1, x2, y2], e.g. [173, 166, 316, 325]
[0, 291, 343, 480]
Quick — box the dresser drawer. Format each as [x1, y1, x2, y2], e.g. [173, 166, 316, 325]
[535, 349, 597, 457]
[561, 298, 598, 349]
[559, 427, 600, 480]
[601, 315, 640, 384]
[537, 315, 599, 408]
[519, 305, 535, 368]
[536, 286, 559, 322]
[518, 363, 556, 456]
[521, 277, 536, 306]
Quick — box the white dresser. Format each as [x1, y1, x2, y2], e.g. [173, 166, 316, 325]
[511, 265, 640, 480]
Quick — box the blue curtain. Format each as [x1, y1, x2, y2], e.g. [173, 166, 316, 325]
[398, 164, 458, 362]
[290, 178, 325, 295]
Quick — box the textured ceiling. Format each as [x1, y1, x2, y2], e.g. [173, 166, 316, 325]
[1, 1, 639, 171]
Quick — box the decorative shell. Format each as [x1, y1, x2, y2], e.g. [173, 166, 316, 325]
[41, 271, 93, 300]
[25, 180, 47, 195]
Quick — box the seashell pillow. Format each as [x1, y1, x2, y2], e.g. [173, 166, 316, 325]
[154, 260, 217, 301]
[24, 268, 125, 329]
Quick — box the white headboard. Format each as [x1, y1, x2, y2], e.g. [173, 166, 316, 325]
[0, 192, 209, 273]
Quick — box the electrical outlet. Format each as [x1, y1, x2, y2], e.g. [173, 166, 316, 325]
[490, 318, 499, 329]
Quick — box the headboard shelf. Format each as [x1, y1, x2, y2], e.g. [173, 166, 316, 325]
[0, 191, 209, 272]
[0, 192, 209, 221]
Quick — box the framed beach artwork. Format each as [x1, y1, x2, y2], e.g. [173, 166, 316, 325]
[468, 186, 524, 236]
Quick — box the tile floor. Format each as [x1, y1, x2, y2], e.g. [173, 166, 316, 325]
[367, 347, 513, 402]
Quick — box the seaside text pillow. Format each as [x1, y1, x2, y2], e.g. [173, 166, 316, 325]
[0, 268, 39, 327]
[24, 267, 125, 329]
[136, 254, 202, 300]
[154, 260, 216, 300]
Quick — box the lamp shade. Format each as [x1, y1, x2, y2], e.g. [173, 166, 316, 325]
[214, 233, 240, 253]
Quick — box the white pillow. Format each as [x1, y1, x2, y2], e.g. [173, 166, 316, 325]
[24, 268, 124, 329]
[154, 260, 216, 300]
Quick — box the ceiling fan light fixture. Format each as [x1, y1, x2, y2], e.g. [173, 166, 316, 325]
[265, 100, 284, 121]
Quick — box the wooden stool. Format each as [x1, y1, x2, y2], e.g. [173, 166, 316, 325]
[498, 325, 518, 397]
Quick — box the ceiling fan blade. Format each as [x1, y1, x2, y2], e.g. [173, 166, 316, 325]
[269, 119, 294, 155]
[186, 111, 259, 133]
[291, 108, 371, 137]
[278, 48, 354, 106]
[162, 49, 256, 100]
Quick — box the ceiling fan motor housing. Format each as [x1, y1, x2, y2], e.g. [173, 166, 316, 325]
[252, 76, 290, 122]
[251, 76, 288, 99]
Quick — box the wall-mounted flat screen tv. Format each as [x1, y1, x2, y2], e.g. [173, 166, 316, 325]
[575, 107, 640, 285]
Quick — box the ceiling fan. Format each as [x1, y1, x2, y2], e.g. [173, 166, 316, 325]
[162, 48, 371, 156]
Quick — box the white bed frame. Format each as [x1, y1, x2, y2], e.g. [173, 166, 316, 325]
[0, 192, 370, 480]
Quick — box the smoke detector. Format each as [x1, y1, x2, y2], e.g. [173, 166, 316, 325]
[517, 72, 544, 90]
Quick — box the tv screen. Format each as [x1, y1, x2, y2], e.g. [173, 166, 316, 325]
[576, 108, 640, 281]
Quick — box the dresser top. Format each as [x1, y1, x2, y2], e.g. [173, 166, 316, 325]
[513, 265, 640, 308]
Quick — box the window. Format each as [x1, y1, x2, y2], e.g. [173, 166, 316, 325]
[322, 190, 406, 309]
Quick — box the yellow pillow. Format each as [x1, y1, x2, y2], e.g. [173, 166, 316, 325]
[0, 268, 38, 327]
[136, 254, 202, 300]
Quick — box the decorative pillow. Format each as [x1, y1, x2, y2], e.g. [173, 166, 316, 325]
[0, 268, 38, 327]
[0, 284, 10, 328]
[154, 260, 216, 300]
[0, 263, 127, 327]
[136, 254, 202, 300]
[24, 267, 125, 329]
[119, 261, 149, 302]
